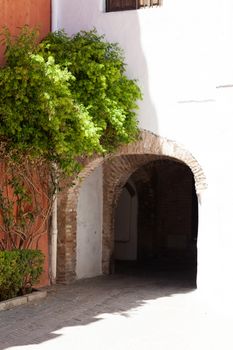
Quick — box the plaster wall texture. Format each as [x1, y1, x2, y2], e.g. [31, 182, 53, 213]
[76, 166, 103, 279]
[115, 181, 138, 261]
[0, 0, 51, 66]
[54, 0, 233, 309]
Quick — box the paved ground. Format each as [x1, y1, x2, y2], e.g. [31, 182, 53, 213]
[0, 269, 232, 350]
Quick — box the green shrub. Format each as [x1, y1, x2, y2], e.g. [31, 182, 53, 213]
[0, 249, 44, 301]
[40, 29, 142, 152]
[0, 28, 101, 175]
[0, 27, 142, 175]
[0, 27, 142, 259]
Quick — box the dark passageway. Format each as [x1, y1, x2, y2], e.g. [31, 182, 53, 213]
[114, 158, 198, 286]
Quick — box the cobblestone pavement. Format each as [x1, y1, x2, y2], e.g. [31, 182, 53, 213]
[0, 270, 232, 350]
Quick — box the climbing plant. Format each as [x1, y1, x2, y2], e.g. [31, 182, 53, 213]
[39, 29, 142, 151]
[0, 27, 102, 175]
[0, 157, 51, 250]
[0, 26, 142, 250]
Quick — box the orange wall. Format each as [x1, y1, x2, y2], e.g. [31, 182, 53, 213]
[0, 0, 51, 286]
[0, 162, 50, 287]
[0, 0, 51, 65]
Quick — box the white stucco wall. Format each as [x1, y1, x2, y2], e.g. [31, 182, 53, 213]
[55, 0, 233, 311]
[76, 166, 103, 279]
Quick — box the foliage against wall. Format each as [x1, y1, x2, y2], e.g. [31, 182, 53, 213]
[0, 27, 142, 249]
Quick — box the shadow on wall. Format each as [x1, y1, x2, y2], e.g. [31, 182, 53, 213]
[62, 0, 159, 133]
[96, 8, 159, 133]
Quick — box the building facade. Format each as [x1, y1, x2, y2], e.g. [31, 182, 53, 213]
[2, 0, 233, 311]
[52, 0, 233, 312]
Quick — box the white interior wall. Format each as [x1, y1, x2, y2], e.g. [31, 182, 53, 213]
[55, 0, 233, 312]
[115, 182, 138, 261]
[76, 166, 103, 279]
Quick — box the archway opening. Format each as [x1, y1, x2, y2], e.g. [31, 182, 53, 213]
[114, 158, 198, 285]
[57, 130, 206, 285]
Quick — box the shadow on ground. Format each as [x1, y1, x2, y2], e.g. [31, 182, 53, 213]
[0, 266, 196, 350]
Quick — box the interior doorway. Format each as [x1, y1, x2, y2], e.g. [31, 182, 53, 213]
[114, 158, 198, 284]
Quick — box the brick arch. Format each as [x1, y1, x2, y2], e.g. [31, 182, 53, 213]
[78, 129, 207, 194]
[57, 130, 207, 283]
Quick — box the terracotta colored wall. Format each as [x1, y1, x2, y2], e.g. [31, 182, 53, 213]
[0, 0, 51, 65]
[0, 162, 50, 287]
[0, 0, 51, 286]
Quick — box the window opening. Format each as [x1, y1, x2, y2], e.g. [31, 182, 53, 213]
[139, 0, 160, 8]
[106, 0, 160, 12]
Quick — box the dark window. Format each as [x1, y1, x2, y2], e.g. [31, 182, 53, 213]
[106, 0, 160, 12]
[138, 0, 160, 8]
